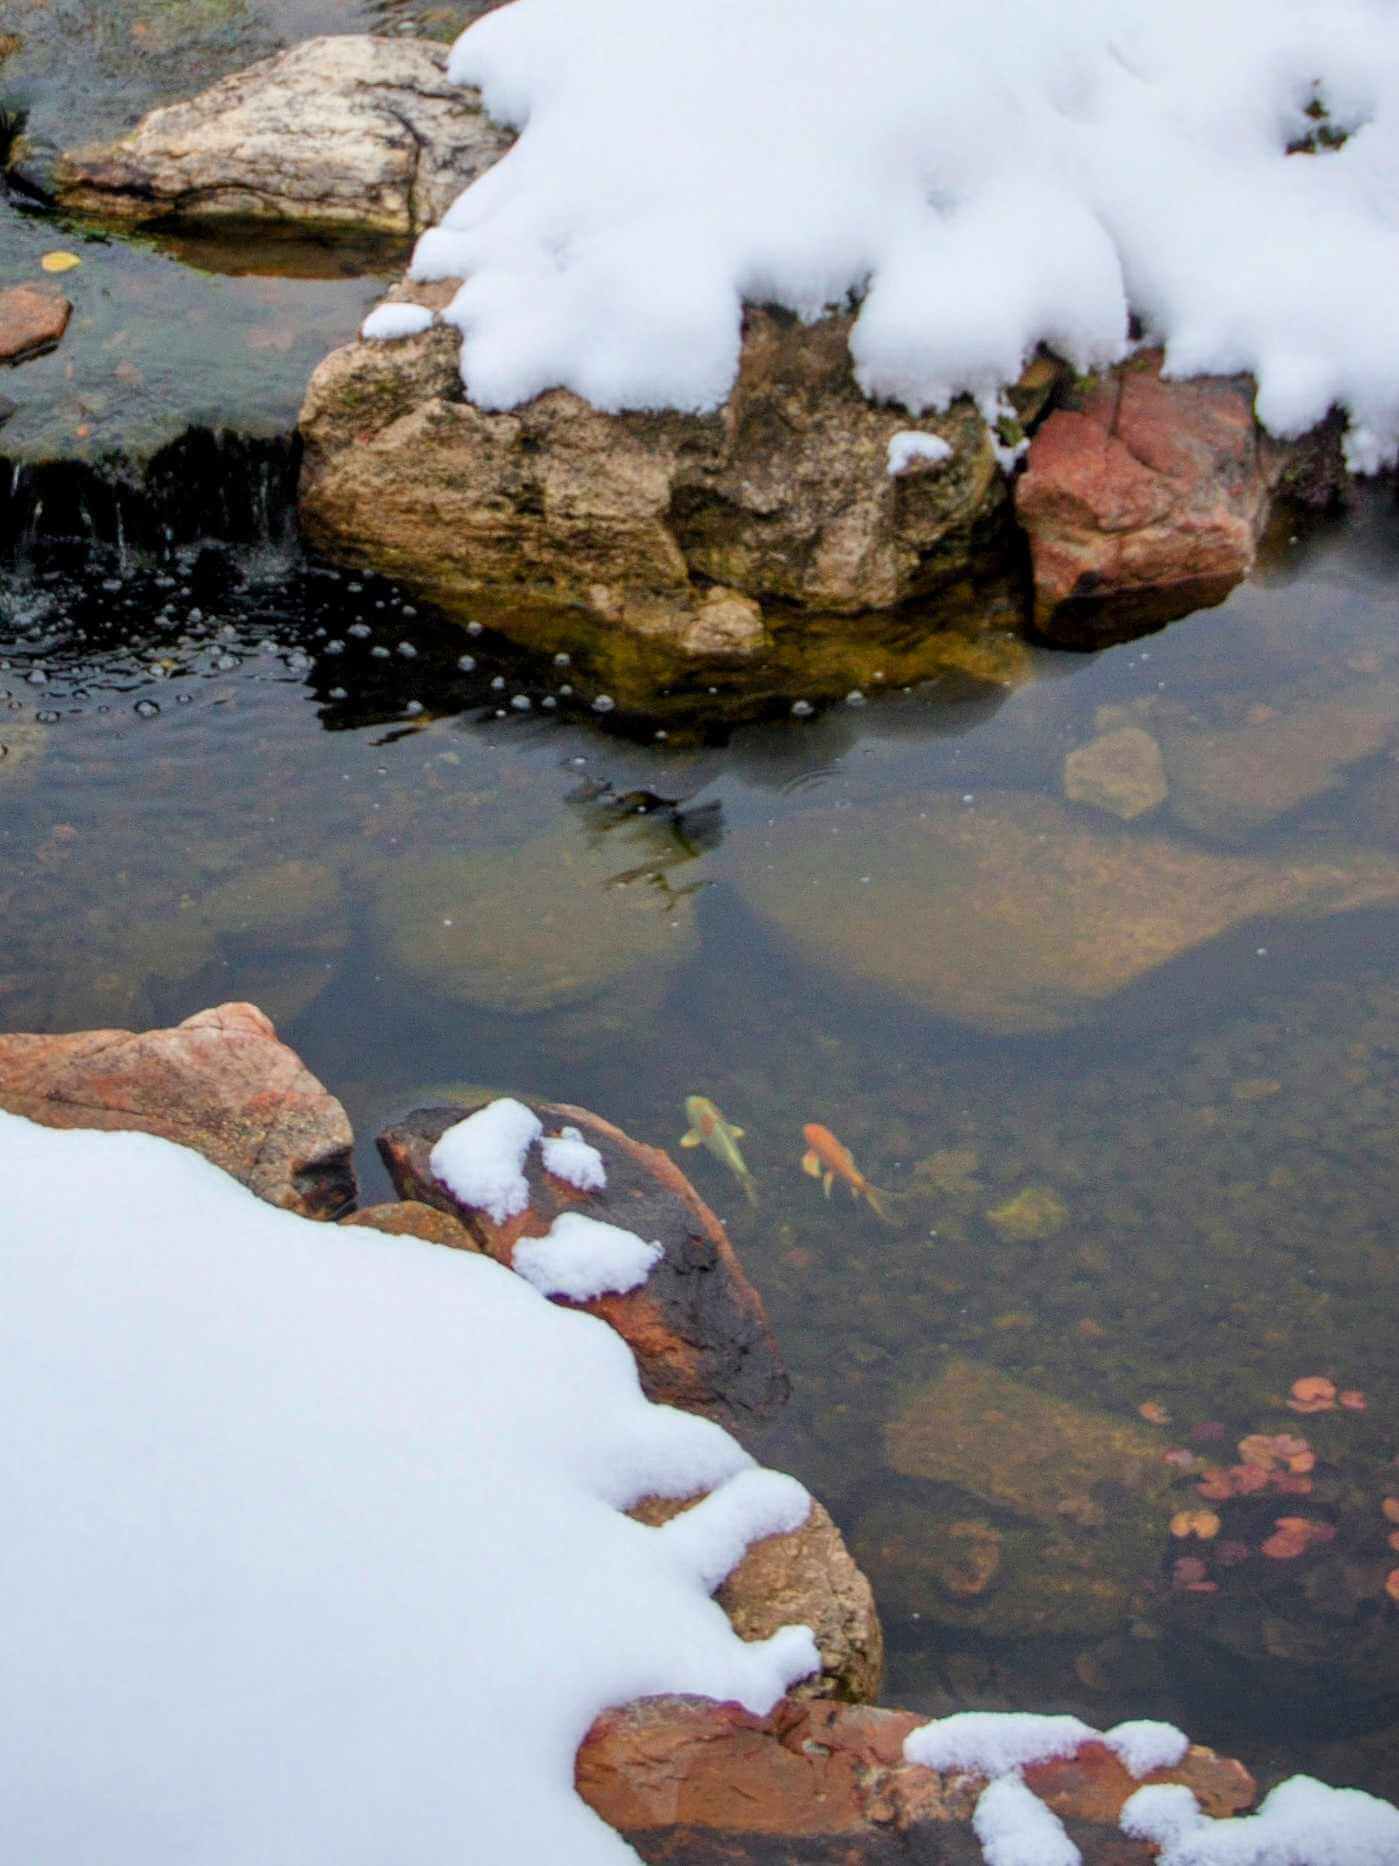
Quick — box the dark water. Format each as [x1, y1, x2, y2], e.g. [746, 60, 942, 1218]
[4, 485, 1399, 1800]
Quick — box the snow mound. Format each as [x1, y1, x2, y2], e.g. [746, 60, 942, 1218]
[1121, 1775, 1399, 1865]
[430, 1095, 542, 1222]
[411, 0, 1399, 467]
[974, 1773, 1081, 1866]
[361, 301, 435, 341]
[542, 1124, 607, 1192]
[0, 1110, 818, 1865]
[906, 1711, 1098, 1777]
[513, 1209, 662, 1299]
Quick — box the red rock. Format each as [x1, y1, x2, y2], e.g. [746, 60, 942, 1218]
[1016, 352, 1285, 644]
[377, 1099, 788, 1430]
[0, 284, 72, 364]
[339, 1200, 482, 1250]
[0, 1001, 354, 1217]
[575, 1695, 1256, 1863]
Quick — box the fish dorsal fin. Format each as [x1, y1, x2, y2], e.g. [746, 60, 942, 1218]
[728, 1124, 745, 1138]
[680, 1129, 702, 1148]
[801, 1150, 822, 1177]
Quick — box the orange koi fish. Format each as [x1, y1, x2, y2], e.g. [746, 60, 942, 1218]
[800, 1124, 894, 1223]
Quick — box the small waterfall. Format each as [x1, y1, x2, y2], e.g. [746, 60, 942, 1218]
[0, 429, 303, 566]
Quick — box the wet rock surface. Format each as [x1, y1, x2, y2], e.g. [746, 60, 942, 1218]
[0, 1000, 355, 1216]
[0, 282, 71, 363]
[299, 301, 1040, 697]
[1063, 722, 1168, 821]
[377, 1098, 790, 1430]
[339, 1197, 483, 1249]
[632, 1494, 884, 1705]
[58, 37, 513, 235]
[575, 1695, 1255, 1864]
[726, 790, 1399, 1034]
[1015, 352, 1329, 644]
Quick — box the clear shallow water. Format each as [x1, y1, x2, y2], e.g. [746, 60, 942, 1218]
[3, 493, 1399, 1801]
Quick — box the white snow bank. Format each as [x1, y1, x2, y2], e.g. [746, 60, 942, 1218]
[513, 1209, 662, 1299]
[0, 1110, 819, 1866]
[361, 301, 435, 341]
[542, 1124, 607, 1192]
[887, 430, 954, 476]
[1121, 1775, 1399, 1865]
[430, 1095, 542, 1221]
[1103, 1719, 1190, 1778]
[906, 1711, 1098, 1777]
[974, 1773, 1081, 1866]
[413, 0, 1399, 467]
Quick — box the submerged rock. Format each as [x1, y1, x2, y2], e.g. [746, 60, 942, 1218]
[0, 283, 71, 364]
[1063, 723, 1168, 821]
[300, 299, 1045, 702]
[57, 37, 512, 234]
[0, 1001, 355, 1217]
[726, 791, 1399, 1034]
[377, 1097, 790, 1430]
[369, 822, 699, 1019]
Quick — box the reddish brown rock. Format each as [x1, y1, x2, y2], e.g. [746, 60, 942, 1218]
[377, 1099, 788, 1430]
[1016, 352, 1283, 644]
[631, 1496, 883, 1704]
[340, 1200, 482, 1250]
[0, 284, 72, 364]
[576, 1695, 1255, 1863]
[0, 1001, 354, 1217]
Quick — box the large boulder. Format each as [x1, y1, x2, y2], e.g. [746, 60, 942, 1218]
[1015, 351, 1340, 644]
[0, 284, 72, 364]
[299, 295, 1050, 702]
[56, 37, 512, 234]
[576, 1695, 1256, 1864]
[725, 790, 1399, 1035]
[377, 1098, 790, 1431]
[0, 1001, 355, 1217]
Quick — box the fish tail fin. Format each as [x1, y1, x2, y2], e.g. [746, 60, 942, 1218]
[822, 1172, 833, 1199]
[680, 1129, 702, 1148]
[865, 1185, 899, 1226]
[742, 1173, 760, 1207]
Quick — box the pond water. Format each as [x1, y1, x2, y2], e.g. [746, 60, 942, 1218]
[3, 480, 1398, 1802]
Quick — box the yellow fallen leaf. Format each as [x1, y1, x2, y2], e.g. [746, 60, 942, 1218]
[41, 251, 81, 273]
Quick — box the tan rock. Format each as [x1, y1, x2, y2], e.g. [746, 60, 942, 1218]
[370, 823, 698, 1017]
[726, 791, 1399, 1034]
[340, 1200, 483, 1251]
[984, 1185, 1070, 1242]
[632, 1495, 883, 1703]
[300, 306, 1046, 702]
[0, 284, 72, 364]
[0, 719, 47, 778]
[576, 1695, 1255, 1861]
[0, 1002, 354, 1217]
[1160, 688, 1398, 840]
[57, 37, 513, 234]
[1064, 724, 1168, 820]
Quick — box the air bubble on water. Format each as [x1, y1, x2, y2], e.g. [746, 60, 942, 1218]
[329, 686, 348, 701]
[845, 690, 866, 706]
[558, 683, 573, 697]
[348, 622, 372, 638]
[133, 698, 160, 719]
[511, 695, 532, 711]
[466, 621, 483, 636]
[348, 582, 363, 593]
[35, 709, 59, 725]
[402, 606, 417, 617]
[405, 699, 424, 716]
[553, 652, 571, 667]
[188, 608, 204, 624]
[397, 642, 417, 658]
[176, 694, 192, 706]
[591, 694, 615, 713]
[27, 669, 48, 685]
[490, 675, 506, 691]
[325, 640, 345, 655]
[216, 653, 239, 671]
[457, 654, 476, 672]
[371, 645, 390, 659]
[791, 699, 813, 717]
[542, 696, 557, 709]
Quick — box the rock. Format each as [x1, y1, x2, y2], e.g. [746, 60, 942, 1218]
[57, 37, 513, 234]
[632, 1495, 883, 1704]
[725, 791, 1399, 1034]
[0, 1002, 354, 1218]
[0, 283, 71, 364]
[1064, 724, 1168, 820]
[300, 303, 1053, 702]
[0, 719, 47, 779]
[340, 1200, 483, 1251]
[575, 1694, 1255, 1863]
[377, 1099, 789, 1431]
[868, 1360, 1180, 1639]
[1017, 352, 1292, 644]
[1159, 687, 1399, 841]
[370, 825, 699, 1019]
[984, 1185, 1070, 1242]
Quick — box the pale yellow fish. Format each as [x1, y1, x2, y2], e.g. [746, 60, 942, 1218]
[680, 1093, 758, 1205]
[40, 252, 81, 274]
[801, 1122, 895, 1223]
